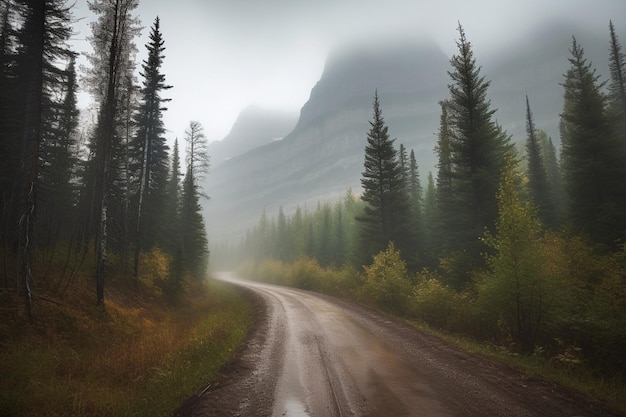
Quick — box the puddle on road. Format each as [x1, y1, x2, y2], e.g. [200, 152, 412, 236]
[276, 398, 311, 417]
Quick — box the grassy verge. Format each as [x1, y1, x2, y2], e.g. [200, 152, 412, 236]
[0, 277, 253, 417]
[403, 319, 626, 415]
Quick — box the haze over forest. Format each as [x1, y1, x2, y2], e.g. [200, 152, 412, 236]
[3, 1, 626, 415]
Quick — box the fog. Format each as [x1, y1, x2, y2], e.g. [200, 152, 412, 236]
[71, 0, 626, 144]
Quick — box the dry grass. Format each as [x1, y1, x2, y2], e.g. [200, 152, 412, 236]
[0, 270, 252, 417]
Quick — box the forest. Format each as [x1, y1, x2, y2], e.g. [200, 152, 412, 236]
[1, 0, 626, 413]
[0, 0, 209, 315]
[225, 23, 626, 380]
[0, 1, 226, 414]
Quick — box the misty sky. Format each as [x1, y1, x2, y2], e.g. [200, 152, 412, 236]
[72, 0, 626, 144]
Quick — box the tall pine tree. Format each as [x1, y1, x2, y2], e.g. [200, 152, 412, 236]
[444, 24, 512, 278]
[132, 16, 172, 280]
[525, 96, 556, 227]
[358, 91, 411, 261]
[560, 37, 626, 246]
[180, 121, 209, 278]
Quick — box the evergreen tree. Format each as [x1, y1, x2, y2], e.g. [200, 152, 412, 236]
[38, 56, 80, 245]
[525, 96, 556, 227]
[358, 91, 411, 260]
[434, 100, 456, 255]
[398, 143, 410, 186]
[132, 17, 172, 279]
[608, 21, 626, 116]
[408, 149, 422, 205]
[8, 0, 75, 316]
[607, 21, 626, 204]
[560, 37, 626, 246]
[164, 139, 181, 251]
[407, 149, 424, 266]
[539, 132, 565, 223]
[163, 139, 183, 294]
[422, 172, 437, 267]
[180, 121, 209, 277]
[0, 1, 19, 212]
[444, 24, 512, 273]
[180, 166, 208, 278]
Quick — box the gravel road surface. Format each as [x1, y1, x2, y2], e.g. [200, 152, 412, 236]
[174, 272, 620, 417]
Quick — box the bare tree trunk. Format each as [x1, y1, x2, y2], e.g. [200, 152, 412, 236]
[17, 0, 46, 321]
[95, 0, 122, 306]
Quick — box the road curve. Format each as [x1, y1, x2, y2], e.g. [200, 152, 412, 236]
[176, 272, 619, 417]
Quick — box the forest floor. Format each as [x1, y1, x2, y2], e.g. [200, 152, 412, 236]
[0, 272, 253, 417]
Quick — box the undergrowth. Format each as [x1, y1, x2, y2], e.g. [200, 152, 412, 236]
[0, 274, 252, 417]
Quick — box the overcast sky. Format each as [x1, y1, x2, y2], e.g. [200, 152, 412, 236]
[71, 0, 626, 144]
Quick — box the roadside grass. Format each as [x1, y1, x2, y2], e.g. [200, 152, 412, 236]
[405, 319, 626, 416]
[0, 276, 252, 417]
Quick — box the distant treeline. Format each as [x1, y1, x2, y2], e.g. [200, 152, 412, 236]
[219, 23, 626, 376]
[0, 0, 208, 317]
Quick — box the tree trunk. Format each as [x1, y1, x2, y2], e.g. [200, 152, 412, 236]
[17, 0, 46, 321]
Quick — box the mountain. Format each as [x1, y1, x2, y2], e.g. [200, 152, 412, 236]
[203, 21, 618, 244]
[204, 40, 450, 243]
[207, 106, 298, 168]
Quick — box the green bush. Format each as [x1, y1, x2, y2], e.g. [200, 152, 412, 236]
[289, 256, 324, 290]
[412, 269, 458, 330]
[363, 242, 412, 315]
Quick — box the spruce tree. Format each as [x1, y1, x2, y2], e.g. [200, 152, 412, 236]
[444, 24, 512, 275]
[180, 121, 209, 277]
[608, 21, 626, 115]
[407, 149, 423, 266]
[434, 100, 456, 255]
[358, 91, 411, 260]
[163, 139, 183, 295]
[132, 17, 172, 279]
[10, 0, 75, 316]
[607, 21, 626, 210]
[180, 166, 208, 278]
[422, 172, 437, 267]
[560, 37, 626, 246]
[525, 96, 555, 227]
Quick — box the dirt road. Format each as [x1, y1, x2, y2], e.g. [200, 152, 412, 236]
[175, 272, 619, 417]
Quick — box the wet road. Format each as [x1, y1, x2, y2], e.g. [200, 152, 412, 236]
[183, 272, 617, 417]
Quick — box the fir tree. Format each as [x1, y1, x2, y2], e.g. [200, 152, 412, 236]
[132, 17, 172, 279]
[525, 96, 555, 227]
[180, 166, 208, 278]
[180, 121, 209, 277]
[444, 24, 512, 273]
[358, 91, 411, 260]
[422, 172, 437, 267]
[434, 100, 456, 255]
[560, 37, 626, 246]
[10, 0, 75, 317]
[407, 149, 423, 266]
[608, 21, 626, 115]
